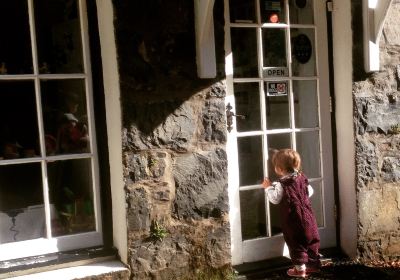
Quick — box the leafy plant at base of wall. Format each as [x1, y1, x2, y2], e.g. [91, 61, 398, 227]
[150, 220, 167, 242]
[389, 124, 400, 134]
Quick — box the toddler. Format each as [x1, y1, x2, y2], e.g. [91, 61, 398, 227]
[262, 149, 320, 277]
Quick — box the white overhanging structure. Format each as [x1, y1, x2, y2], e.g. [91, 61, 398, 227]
[363, 0, 393, 72]
[194, 0, 216, 78]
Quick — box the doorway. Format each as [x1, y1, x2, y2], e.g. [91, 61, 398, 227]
[225, 0, 336, 265]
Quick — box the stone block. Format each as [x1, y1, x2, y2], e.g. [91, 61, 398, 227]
[172, 148, 229, 219]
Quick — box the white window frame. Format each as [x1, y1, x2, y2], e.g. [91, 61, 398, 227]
[0, 0, 103, 261]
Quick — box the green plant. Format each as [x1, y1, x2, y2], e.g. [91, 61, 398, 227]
[390, 124, 400, 134]
[150, 220, 167, 242]
[148, 157, 158, 167]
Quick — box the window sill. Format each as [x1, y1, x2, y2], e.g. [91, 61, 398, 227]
[4, 259, 129, 280]
[0, 247, 128, 279]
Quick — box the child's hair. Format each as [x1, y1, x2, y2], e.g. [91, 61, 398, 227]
[272, 149, 301, 173]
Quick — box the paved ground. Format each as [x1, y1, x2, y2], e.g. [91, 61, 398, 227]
[237, 260, 400, 280]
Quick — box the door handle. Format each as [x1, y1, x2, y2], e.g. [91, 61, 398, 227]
[226, 103, 246, 132]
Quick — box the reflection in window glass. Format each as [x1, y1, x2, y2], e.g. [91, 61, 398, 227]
[229, 0, 256, 23]
[0, 163, 44, 244]
[41, 79, 89, 155]
[267, 134, 291, 181]
[289, 0, 314, 25]
[34, 0, 83, 74]
[265, 81, 290, 129]
[296, 131, 320, 178]
[234, 83, 261, 132]
[293, 80, 319, 128]
[237, 136, 263, 186]
[0, 1, 33, 74]
[291, 28, 316, 76]
[309, 180, 324, 227]
[48, 159, 95, 236]
[0, 81, 39, 160]
[231, 28, 258, 78]
[260, 0, 286, 23]
[240, 189, 267, 240]
[262, 29, 287, 68]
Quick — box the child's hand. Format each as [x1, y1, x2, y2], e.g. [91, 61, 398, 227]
[262, 177, 271, 188]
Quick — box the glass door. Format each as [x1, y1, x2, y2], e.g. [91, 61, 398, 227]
[225, 0, 336, 264]
[0, 0, 102, 261]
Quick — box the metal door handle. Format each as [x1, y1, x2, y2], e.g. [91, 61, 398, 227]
[226, 103, 246, 132]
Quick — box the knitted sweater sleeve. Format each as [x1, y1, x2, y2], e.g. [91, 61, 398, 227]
[265, 182, 284, 204]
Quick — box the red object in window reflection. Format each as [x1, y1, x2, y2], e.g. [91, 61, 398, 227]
[269, 13, 279, 23]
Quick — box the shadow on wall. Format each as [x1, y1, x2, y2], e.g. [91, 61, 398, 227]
[113, 0, 226, 137]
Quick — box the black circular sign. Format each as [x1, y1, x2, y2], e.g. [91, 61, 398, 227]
[295, 0, 307, 9]
[293, 34, 312, 64]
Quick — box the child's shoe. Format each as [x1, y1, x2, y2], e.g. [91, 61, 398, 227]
[287, 267, 308, 278]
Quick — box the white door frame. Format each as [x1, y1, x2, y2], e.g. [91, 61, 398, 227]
[226, 0, 337, 265]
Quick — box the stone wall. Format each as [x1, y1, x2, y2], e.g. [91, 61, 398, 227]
[353, 1, 400, 260]
[113, 0, 231, 279]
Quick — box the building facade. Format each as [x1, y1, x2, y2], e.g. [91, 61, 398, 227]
[0, 0, 399, 279]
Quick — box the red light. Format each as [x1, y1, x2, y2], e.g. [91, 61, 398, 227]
[269, 13, 279, 23]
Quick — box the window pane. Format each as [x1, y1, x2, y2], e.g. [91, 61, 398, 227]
[262, 29, 287, 71]
[229, 0, 256, 23]
[296, 131, 321, 178]
[267, 133, 291, 180]
[0, 163, 45, 244]
[0, 81, 40, 160]
[0, 1, 33, 74]
[231, 28, 258, 78]
[291, 28, 316, 76]
[240, 189, 267, 240]
[260, 0, 286, 24]
[34, 0, 84, 74]
[237, 136, 263, 186]
[234, 83, 261, 132]
[265, 81, 290, 129]
[309, 180, 324, 227]
[289, 0, 314, 25]
[293, 80, 319, 128]
[41, 79, 90, 155]
[48, 159, 95, 236]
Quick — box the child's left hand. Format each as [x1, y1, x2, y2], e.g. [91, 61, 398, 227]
[262, 177, 271, 188]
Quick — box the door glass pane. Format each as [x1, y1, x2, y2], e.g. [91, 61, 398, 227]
[293, 80, 318, 128]
[262, 29, 287, 70]
[41, 79, 89, 155]
[234, 83, 261, 132]
[296, 131, 320, 178]
[34, 0, 84, 74]
[291, 28, 316, 76]
[267, 133, 291, 181]
[0, 81, 39, 160]
[0, 1, 33, 74]
[48, 158, 95, 236]
[0, 163, 45, 244]
[289, 0, 314, 25]
[260, 0, 286, 24]
[265, 81, 290, 129]
[237, 136, 263, 186]
[231, 28, 258, 78]
[229, 0, 256, 23]
[240, 189, 267, 240]
[309, 180, 324, 227]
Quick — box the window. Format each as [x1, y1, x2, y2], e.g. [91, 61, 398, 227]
[0, 0, 102, 261]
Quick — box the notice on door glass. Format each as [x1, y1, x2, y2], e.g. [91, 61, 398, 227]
[266, 81, 288, 96]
